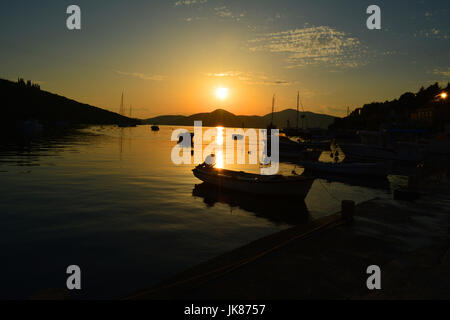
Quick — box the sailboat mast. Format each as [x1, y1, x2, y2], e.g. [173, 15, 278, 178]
[296, 91, 300, 129]
[271, 94, 275, 126]
[120, 91, 124, 116]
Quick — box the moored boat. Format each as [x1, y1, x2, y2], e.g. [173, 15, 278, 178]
[338, 142, 422, 162]
[299, 160, 390, 177]
[337, 130, 423, 162]
[280, 149, 322, 162]
[178, 132, 194, 146]
[192, 163, 314, 198]
[232, 134, 243, 140]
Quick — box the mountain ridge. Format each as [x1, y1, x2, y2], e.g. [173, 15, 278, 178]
[144, 108, 337, 129]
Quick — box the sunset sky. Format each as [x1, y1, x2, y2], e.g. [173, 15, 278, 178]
[0, 0, 449, 118]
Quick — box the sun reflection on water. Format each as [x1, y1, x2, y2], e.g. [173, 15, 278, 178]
[216, 150, 224, 169]
[216, 127, 224, 146]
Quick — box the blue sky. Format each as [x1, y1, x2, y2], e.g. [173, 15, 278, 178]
[0, 0, 449, 117]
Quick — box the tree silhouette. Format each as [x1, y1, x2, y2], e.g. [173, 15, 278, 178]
[330, 83, 450, 132]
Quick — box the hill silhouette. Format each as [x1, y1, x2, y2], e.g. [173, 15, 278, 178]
[144, 108, 336, 129]
[1, 78, 139, 131]
[330, 82, 450, 131]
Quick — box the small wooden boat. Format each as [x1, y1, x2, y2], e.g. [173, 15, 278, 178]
[192, 163, 314, 197]
[299, 160, 390, 177]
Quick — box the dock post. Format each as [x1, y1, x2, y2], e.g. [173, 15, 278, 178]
[341, 200, 355, 224]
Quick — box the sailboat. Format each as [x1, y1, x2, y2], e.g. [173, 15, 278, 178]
[267, 94, 277, 130]
[283, 92, 307, 137]
[118, 92, 137, 128]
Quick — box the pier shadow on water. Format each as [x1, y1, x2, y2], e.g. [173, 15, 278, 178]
[192, 182, 310, 226]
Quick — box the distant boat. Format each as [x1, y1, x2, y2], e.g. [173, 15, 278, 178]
[178, 132, 194, 147]
[151, 125, 160, 131]
[232, 134, 243, 140]
[299, 160, 390, 177]
[192, 162, 314, 198]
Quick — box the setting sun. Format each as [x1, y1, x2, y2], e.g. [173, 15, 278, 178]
[216, 87, 229, 100]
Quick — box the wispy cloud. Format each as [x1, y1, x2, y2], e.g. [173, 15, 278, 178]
[174, 0, 208, 7]
[174, 1, 245, 23]
[184, 16, 208, 22]
[433, 68, 450, 77]
[247, 26, 365, 68]
[214, 6, 245, 21]
[266, 12, 282, 23]
[413, 28, 449, 40]
[115, 71, 167, 81]
[204, 71, 291, 86]
[204, 71, 242, 77]
[215, 6, 232, 18]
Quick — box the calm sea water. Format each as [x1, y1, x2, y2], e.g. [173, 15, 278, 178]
[0, 125, 394, 299]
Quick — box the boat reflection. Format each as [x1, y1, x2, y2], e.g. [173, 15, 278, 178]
[192, 182, 310, 225]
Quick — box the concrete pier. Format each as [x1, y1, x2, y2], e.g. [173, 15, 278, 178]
[128, 191, 450, 300]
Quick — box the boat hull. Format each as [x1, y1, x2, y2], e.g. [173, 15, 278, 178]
[193, 167, 314, 198]
[339, 143, 423, 162]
